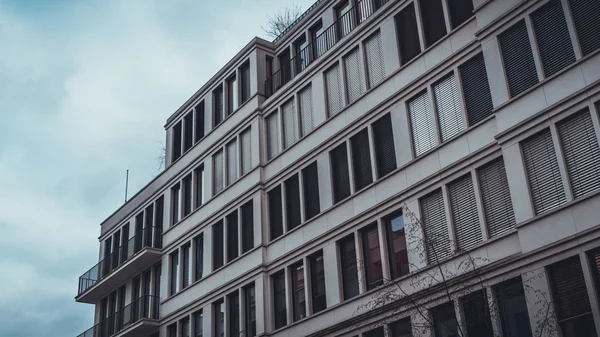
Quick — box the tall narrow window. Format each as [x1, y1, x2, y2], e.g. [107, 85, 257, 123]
[213, 150, 224, 194]
[266, 112, 280, 160]
[447, 0, 473, 29]
[461, 290, 493, 337]
[193, 310, 203, 337]
[194, 234, 203, 281]
[294, 35, 309, 73]
[194, 101, 205, 143]
[167, 324, 177, 337]
[340, 234, 359, 300]
[244, 284, 256, 337]
[172, 122, 182, 162]
[331, 143, 351, 203]
[557, 109, 600, 199]
[337, 1, 354, 38]
[299, 85, 314, 136]
[420, 0, 447, 47]
[389, 317, 412, 337]
[241, 200, 254, 254]
[372, 113, 397, 178]
[385, 212, 409, 280]
[498, 20, 539, 98]
[522, 129, 566, 214]
[182, 243, 190, 289]
[362, 224, 383, 290]
[212, 220, 224, 270]
[226, 210, 239, 262]
[448, 174, 481, 251]
[155, 197, 164, 248]
[365, 31, 386, 88]
[268, 186, 284, 240]
[495, 277, 533, 337]
[325, 64, 344, 116]
[567, 0, 600, 56]
[171, 183, 181, 225]
[285, 174, 302, 231]
[226, 140, 237, 186]
[240, 62, 251, 103]
[395, 3, 421, 65]
[182, 174, 192, 218]
[194, 165, 204, 209]
[227, 75, 238, 116]
[310, 20, 326, 59]
[459, 53, 493, 126]
[214, 299, 224, 337]
[291, 262, 306, 321]
[282, 98, 298, 149]
[184, 112, 193, 152]
[228, 292, 240, 337]
[309, 251, 326, 314]
[351, 128, 373, 191]
[302, 162, 320, 221]
[170, 251, 179, 295]
[431, 302, 458, 337]
[433, 73, 464, 142]
[421, 189, 451, 263]
[344, 48, 364, 103]
[273, 271, 287, 329]
[181, 317, 190, 337]
[213, 85, 224, 127]
[240, 127, 252, 175]
[279, 49, 292, 86]
[266, 56, 274, 96]
[478, 158, 516, 238]
[408, 90, 436, 156]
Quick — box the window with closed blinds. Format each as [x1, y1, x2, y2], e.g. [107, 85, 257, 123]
[433, 73, 464, 142]
[522, 129, 566, 215]
[459, 53, 494, 126]
[285, 174, 302, 231]
[331, 143, 352, 203]
[299, 85, 314, 136]
[395, 3, 421, 65]
[241, 200, 254, 254]
[408, 90, 437, 157]
[548, 256, 597, 337]
[448, 174, 481, 252]
[182, 244, 190, 288]
[421, 189, 451, 263]
[477, 158, 516, 238]
[372, 113, 397, 178]
[240, 127, 252, 175]
[268, 186, 283, 241]
[364, 31, 386, 89]
[194, 234, 203, 281]
[302, 162, 320, 220]
[568, 0, 600, 57]
[226, 210, 238, 262]
[557, 109, 600, 199]
[213, 150, 224, 194]
[344, 48, 364, 103]
[420, 0, 447, 47]
[266, 112, 280, 160]
[351, 129, 373, 191]
[282, 98, 298, 149]
[226, 140, 237, 186]
[498, 20, 539, 98]
[531, 0, 576, 78]
[325, 64, 344, 116]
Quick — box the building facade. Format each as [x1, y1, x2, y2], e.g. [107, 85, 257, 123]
[74, 0, 600, 336]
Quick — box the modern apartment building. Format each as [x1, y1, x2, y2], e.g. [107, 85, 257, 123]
[74, 0, 600, 336]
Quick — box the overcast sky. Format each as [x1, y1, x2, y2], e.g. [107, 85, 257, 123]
[0, 0, 314, 336]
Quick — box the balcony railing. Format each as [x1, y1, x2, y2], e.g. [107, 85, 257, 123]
[76, 295, 159, 337]
[265, 0, 389, 98]
[78, 226, 161, 296]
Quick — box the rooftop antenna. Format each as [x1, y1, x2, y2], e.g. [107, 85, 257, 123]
[125, 169, 129, 203]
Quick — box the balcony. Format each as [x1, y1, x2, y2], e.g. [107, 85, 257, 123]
[265, 0, 390, 98]
[77, 295, 159, 337]
[76, 227, 162, 304]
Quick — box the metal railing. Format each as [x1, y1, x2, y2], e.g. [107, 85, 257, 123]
[76, 295, 159, 337]
[78, 226, 161, 295]
[265, 0, 389, 98]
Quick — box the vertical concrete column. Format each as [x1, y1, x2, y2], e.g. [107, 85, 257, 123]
[250, 119, 261, 169]
[323, 242, 341, 306]
[453, 297, 467, 337]
[485, 286, 504, 337]
[579, 252, 600, 334]
[390, 104, 413, 167]
[205, 91, 214, 135]
[160, 255, 169, 301]
[502, 143, 534, 223]
[204, 156, 213, 201]
[253, 193, 263, 247]
[380, 16, 401, 76]
[522, 268, 560, 337]
[481, 37, 509, 108]
[203, 226, 213, 275]
[411, 310, 433, 337]
[166, 127, 173, 167]
[255, 275, 266, 335]
[251, 49, 262, 97]
[317, 153, 333, 211]
[202, 302, 212, 337]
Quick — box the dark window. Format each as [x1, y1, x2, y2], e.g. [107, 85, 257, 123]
[364, 327, 384, 337]
[462, 290, 493, 337]
[372, 113, 397, 177]
[171, 183, 180, 225]
[385, 212, 409, 279]
[447, 0, 473, 29]
[498, 20, 539, 98]
[153, 262, 161, 317]
[212, 220, 224, 270]
[214, 300, 224, 337]
[184, 112, 193, 153]
[567, 0, 600, 57]
[172, 122, 182, 162]
[228, 292, 240, 337]
[309, 251, 326, 314]
[226, 210, 239, 262]
[351, 128, 373, 191]
[227, 75, 238, 116]
[144, 204, 154, 247]
[241, 200, 254, 254]
[285, 174, 302, 231]
[268, 186, 283, 241]
[431, 302, 458, 337]
[310, 20, 325, 59]
[273, 271, 287, 329]
[295, 35, 309, 73]
[182, 174, 192, 217]
[213, 85, 224, 127]
[495, 277, 533, 337]
[331, 143, 351, 203]
[336, 1, 354, 39]
[193, 310, 203, 337]
[362, 223, 383, 290]
[302, 162, 320, 221]
[291, 262, 306, 321]
[154, 196, 164, 248]
[194, 165, 204, 209]
[240, 62, 251, 103]
[181, 317, 190, 337]
[167, 324, 177, 337]
[548, 256, 597, 337]
[278, 49, 292, 86]
[340, 234, 359, 300]
[182, 243, 190, 288]
[459, 53, 494, 126]
[389, 317, 413, 337]
[170, 251, 178, 295]
[194, 234, 203, 281]
[420, 0, 447, 47]
[244, 284, 257, 337]
[194, 101, 205, 143]
[395, 3, 421, 65]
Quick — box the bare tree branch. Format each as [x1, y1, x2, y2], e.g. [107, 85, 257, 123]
[261, 4, 303, 39]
